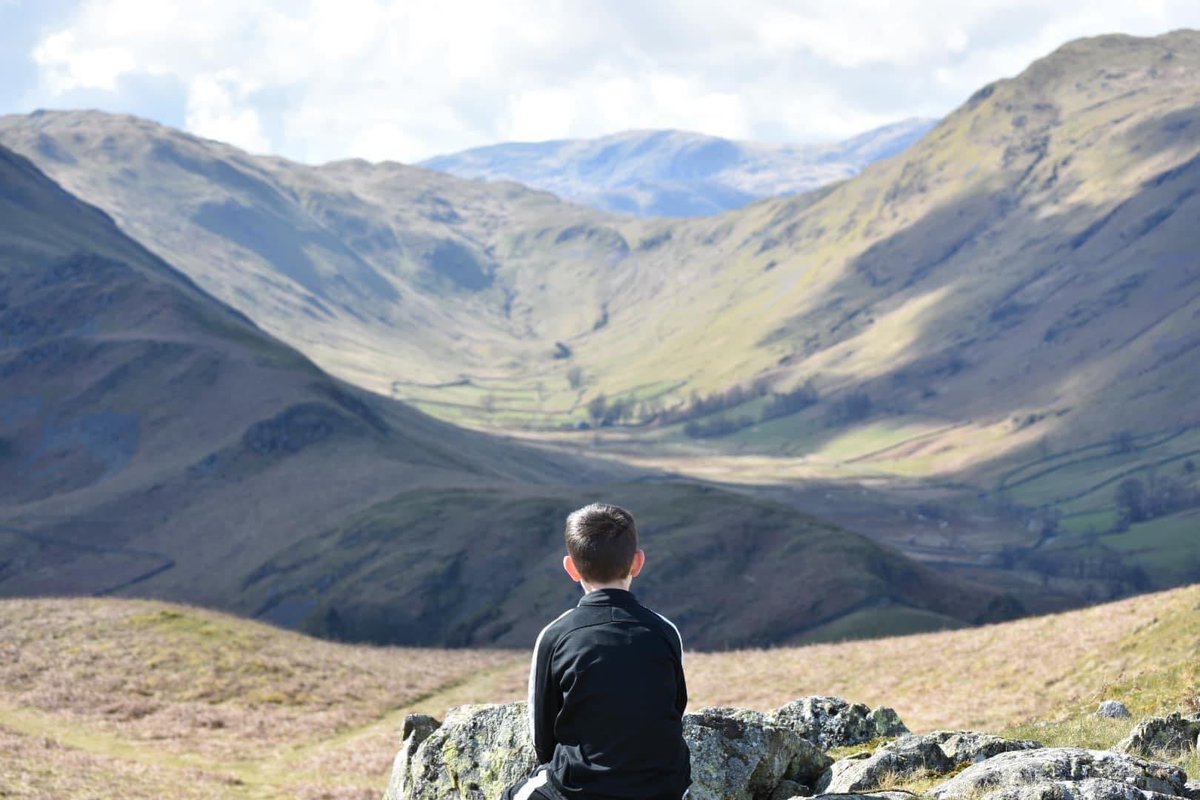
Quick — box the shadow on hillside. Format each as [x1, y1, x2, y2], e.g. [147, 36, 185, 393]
[748, 133, 1200, 481]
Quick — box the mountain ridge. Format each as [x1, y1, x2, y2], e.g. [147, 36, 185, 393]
[418, 118, 937, 217]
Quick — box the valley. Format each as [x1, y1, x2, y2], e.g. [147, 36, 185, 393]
[0, 30, 1197, 646]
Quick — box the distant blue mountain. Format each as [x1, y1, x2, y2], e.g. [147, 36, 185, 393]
[419, 119, 938, 217]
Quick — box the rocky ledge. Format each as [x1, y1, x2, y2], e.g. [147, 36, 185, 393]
[382, 699, 1198, 800]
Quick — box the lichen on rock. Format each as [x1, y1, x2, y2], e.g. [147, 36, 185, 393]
[768, 696, 909, 750]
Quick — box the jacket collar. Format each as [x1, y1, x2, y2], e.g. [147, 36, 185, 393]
[577, 587, 639, 607]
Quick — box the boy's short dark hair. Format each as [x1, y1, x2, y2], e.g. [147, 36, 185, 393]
[564, 503, 638, 583]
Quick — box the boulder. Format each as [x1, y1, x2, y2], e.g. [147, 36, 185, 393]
[387, 703, 536, 800]
[1114, 713, 1200, 758]
[818, 735, 953, 793]
[930, 747, 1189, 800]
[766, 779, 808, 800]
[963, 778, 1184, 800]
[385, 702, 833, 800]
[1095, 701, 1132, 720]
[1183, 780, 1200, 800]
[810, 794, 912, 800]
[685, 707, 833, 800]
[769, 697, 909, 750]
[928, 731, 1043, 765]
[384, 714, 441, 800]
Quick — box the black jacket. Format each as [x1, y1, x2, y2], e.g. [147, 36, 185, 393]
[528, 587, 691, 800]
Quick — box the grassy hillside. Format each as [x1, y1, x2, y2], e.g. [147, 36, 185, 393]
[0, 143, 1007, 647]
[2, 586, 1196, 798]
[1, 31, 1196, 613]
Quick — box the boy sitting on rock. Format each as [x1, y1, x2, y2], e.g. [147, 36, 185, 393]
[503, 503, 691, 800]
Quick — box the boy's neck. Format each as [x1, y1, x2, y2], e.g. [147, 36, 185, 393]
[580, 578, 633, 593]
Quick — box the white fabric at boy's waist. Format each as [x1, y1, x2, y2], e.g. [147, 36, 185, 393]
[512, 769, 551, 800]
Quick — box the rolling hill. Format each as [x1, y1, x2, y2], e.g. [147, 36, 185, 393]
[1, 30, 1196, 610]
[1, 585, 1196, 799]
[419, 119, 936, 217]
[0, 142, 1009, 647]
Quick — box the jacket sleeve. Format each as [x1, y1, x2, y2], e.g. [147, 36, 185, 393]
[674, 627, 688, 715]
[654, 611, 688, 714]
[528, 622, 562, 765]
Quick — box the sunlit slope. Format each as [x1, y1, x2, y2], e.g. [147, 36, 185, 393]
[3, 586, 1196, 799]
[2, 31, 1196, 470]
[567, 30, 1200, 458]
[0, 144, 999, 647]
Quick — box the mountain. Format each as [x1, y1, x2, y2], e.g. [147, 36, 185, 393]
[2, 30, 1198, 613]
[0, 143, 1002, 647]
[418, 119, 937, 217]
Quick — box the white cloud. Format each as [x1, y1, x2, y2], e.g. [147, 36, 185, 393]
[185, 71, 270, 154]
[26, 0, 1200, 163]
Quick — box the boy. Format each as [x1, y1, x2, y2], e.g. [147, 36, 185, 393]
[503, 503, 691, 800]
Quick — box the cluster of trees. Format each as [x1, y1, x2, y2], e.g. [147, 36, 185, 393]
[1113, 466, 1199, 529]
[580, 378, 880, 439]
[681, 380, 821, 439]
[582, 379, 827, 436]
[653, 379, 773, 426]
[825, 391, 872, 425]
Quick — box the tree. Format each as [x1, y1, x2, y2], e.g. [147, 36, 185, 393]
[1114, 478, 1148, 525]
[587, 395, 608, 425]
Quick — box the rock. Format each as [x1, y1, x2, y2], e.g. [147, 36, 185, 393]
[388, 703, 833, 800]
[970, 778, 1184, 800]
[384, 714, 441, 800]
[929, 730, 1043, 764]
[685, 707, 833, 800]
[1095, 701, 1132, 719]
[818, 735, 953, 794]
[392, 703, 536, 800]
[1114, 713, 1200, 758]
[1183, 780, 1200, 800]
[931, 747, 1189, 800]
[810, 794, 913, 800]
[767, 779, 809, 800]
[770, 697, 909, 750]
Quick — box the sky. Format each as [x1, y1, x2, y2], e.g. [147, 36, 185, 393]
[1, 0, 1197, 164]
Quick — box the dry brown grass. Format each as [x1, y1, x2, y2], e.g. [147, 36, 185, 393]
[0, 597, 522, 798]
[2, 586, 1198, 798]
[684, 585, 1200, 730]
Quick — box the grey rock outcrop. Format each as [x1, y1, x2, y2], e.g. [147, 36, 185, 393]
[1114, 713, 1200, 758]
[1183, 779, 1200, 800]
[385, 702, 834, 800]
[766, 779, 808, 800]
[931, 747, 1189, 800]
[970, 778, 1185, 800]
[769, 697, 909, 749]
[818, 735, 953, 794]
[386, 703, 536, 800]
[809, 795, 912, 800]
[815, 731, 1042, 794]
[685, 707, 833, 800]
[1095, 701, 1132, 719]
[384, 715, 442, 800]
[928, 730, 1043, 765]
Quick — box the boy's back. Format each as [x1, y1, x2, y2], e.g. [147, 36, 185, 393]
[504, 503, 691, 800]
[528, 587, 690, 800]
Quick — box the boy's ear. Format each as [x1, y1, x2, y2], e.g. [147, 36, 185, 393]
[563, 554, 583, 582]
[629, 549, 646, 578]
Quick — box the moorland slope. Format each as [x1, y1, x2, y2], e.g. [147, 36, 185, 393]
[1, 585, 1195, 799]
